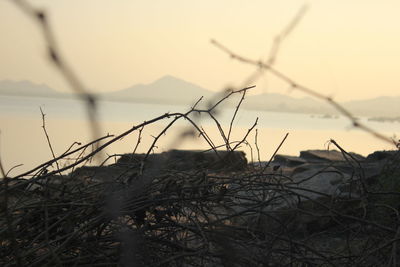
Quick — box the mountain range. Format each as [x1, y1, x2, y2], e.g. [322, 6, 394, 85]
[0, 80, 62, 97]
[0, 76, 399, 117]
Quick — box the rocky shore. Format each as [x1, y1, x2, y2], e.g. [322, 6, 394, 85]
[2, 148, 400, 266]
[268, 149, 398, 199]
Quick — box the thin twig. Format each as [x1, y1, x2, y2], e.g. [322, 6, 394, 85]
[254, 129, 262, 168]
[227, 89, 247, 143]
[262, 132, 289, 172]
[40, 107, 60, 172]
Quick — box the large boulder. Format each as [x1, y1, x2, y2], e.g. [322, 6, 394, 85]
[68, 150, 247, 186]
[273, 154, 307, 167]
[118, 149, 248, 172]
[290, 165, 357, 198]
[229, 155, 366, 236]
[366, 150, 398, 161]
[299, 150, 365, 162]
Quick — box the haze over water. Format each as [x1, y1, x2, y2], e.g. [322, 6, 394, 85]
[1, 95, 398, 175]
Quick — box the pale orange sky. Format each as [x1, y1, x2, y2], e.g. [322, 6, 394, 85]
[1, 0, 400, 101]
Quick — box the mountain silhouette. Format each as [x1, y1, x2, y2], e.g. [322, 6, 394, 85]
[103, 75, 213, 105]
[0, 80, 61, 97]
[1, 77, 399, 117]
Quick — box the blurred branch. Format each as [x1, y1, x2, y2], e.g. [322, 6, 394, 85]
[267, 4, 309, 65]
[211, 38, 397, 146]
[12, 0, 101, 149]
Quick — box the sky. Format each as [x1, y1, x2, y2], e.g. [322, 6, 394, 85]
[1, 0, 400, 101]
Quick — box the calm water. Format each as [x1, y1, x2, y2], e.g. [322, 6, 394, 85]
[1, 95, 399, 175]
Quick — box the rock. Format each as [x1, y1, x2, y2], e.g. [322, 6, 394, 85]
[70, 165, 138, 184]
[299, 150, 365, 162]
[273, 149, 366, 173]
[273, 154, 307, 167]
[69, 150, 247, 185]
[229, 158, 366, 237]
[366, 150, 398, 161]
[118, 149, 247, 172]
[225, 148, 397, 236]
[290, 166, 356, 198]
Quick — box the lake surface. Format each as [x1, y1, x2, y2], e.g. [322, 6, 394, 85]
[0, 95, 399, 175]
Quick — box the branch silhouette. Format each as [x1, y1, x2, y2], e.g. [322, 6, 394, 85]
[12, 0, 101, 150]
[211, 38, 398, 147]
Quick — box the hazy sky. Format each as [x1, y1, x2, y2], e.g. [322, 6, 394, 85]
[1, 0, 400, 101]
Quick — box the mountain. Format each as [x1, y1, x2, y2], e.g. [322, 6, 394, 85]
[1, 77, 399, 117]
[104, 77, 399, 117]
[343, 96, 400, 117]
[103, 75, 333, 114]
[0, 80, 62, 97]
[103, 75, 214, 105]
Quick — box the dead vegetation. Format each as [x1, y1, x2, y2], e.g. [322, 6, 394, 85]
[2, 140, 400, 266]
[1, 1, 400, 266]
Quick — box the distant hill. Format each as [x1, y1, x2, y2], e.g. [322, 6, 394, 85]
[343, 96, 400, 117]
[1, 77, 399, 117]
[100, 77, 400, 117]
[103, 75, 214, 105]
[0, 80, 63, 97]
[102, 75, 332, 113]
